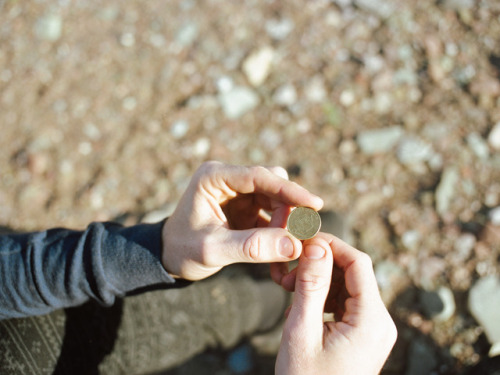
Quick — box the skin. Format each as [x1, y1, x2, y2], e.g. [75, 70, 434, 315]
[161, 161, 323, 280]
[161, 161, 396, 373]
[275, 233, 398, 375]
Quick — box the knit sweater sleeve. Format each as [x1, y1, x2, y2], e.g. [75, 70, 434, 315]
[0, 221, 178, 320]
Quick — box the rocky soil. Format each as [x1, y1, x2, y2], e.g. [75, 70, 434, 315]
[1, 0, 500, 374]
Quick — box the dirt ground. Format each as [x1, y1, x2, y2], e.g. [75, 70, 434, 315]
[1, 0, 500, 374]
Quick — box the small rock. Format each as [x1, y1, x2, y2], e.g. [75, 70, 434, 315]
[170, 120, 189, 139]
[454, 233, 476, 261]
[120, 32, 135, 47]
[175, 22, 198, 47]
[435, 167, 459, 216]
[265, 18, 294, 40]
[355, 0, 396, 18]
[488, 122, 500, 150]
[441, 0, 475, 10]
[397, 136, 434, 165]
[357, 126, 404, 155]
[401, 230, 421, 252]
[192, 138, 211, 157]
[35, 14, 63, 41]
[375, 260, 405, 292]
[419, 287, 455, 322]
[468, 276, 500, 345]
[490, 206, 500, 225]
[218, 86, 259, 119]
[340, 89, 355, 107]
[273, 84, 297, 107]
[305, 75, 327, 103]
[405, 337, 438, 375]
[467, 132, 490, 160]
[216, 76, 234, 93]
[242, 47, 275, 87]
[259, 128, 282, 150]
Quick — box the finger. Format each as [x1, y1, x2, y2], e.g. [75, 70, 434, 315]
[270, 262, 288, 285]
[200, 162, 323, 210]
[216, 227, 303, 264]
[266, 166, 289, 180]
[288, 237, 333, 343]
[269, 205, 292, 228]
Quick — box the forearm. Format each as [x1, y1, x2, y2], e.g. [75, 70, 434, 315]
[0, 221, 176, 320]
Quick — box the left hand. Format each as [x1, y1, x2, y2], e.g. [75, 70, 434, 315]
[161, 161, 323, 281]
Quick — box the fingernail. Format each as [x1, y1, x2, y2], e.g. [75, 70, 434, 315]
[305, 245, 325, 260]
[279, 237, 294, 258]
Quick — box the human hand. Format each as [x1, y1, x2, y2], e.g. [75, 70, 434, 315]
[161, 161, 323, 281]
[275, 233, 397, 375]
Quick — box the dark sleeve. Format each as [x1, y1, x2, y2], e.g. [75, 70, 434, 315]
[0, 221, 179, 320]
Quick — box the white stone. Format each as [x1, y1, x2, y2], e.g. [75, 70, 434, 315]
[305, 76, 327, 103]
[273, 84, 297, 106]
[218, 86, 259, 119]
[357, 126, 404, 155]
[120, 32, 135, 47]
[397, 136, 434, 165]
[435, 167, 459, 215]
[216, 76, 234, 93]
[193, 138, 211, 157]
[340, 89, 356, 107]
[243, 47, 275, 86]
[265, 18, 294, 40]
[467, 132, 490, 159]
[170, 120, 189, 139]
[435, 287, 456, 322]
[488, 122, 500, 150]
[176, 22, 198, 47]
[469, 276, 500, 345]
[490, 206, 500, 225]
[35, 14, 62, 41]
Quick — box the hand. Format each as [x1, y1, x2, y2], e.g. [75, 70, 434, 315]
[275, 233, 397, 375]
[161, 161, 323, 281]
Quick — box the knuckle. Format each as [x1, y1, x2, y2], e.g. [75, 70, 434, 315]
[242, 231, 261, 261]
[297, 273, 329, 293]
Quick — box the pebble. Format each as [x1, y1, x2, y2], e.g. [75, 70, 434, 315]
[273, 84, 297, 107]
[397, 136, 434, 165]
[490, 206, 500, 225]
[401, 230, 421, 252]
[405, 337, 438, 375]
[265, 18, 294, 40]
[375, 260, 405, 292]
[442, 0, 475, 10]
[305, 75, 327, 103]
[242, 47, 275, 87]
[218, 86, 259, 119]
[420, 287, 456, 322]
[467, 132, 490, 160]
[175, 22, 198, 47]
[488, 121, 500, 150]
[192, 138, 211, 157]
[170, 120, 190, 139]
[435, 167, 459, 216]
[453, 233, 476, 261]
[35, 14, 63, 41]
[468, 276, 500, 345]
[355, 0, 395, 18]
[357, 126, 404, 155]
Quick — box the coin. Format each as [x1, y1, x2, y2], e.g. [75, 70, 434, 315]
[286, 207, 321, 240]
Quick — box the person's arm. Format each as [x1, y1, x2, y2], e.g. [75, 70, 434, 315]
[0, 221, 176, 320]
[275, 233, 397, 375]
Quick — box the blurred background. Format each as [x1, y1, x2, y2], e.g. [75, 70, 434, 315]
[1, 0, 499, 374]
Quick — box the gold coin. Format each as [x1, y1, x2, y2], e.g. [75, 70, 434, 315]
[286, 207, 321, 240]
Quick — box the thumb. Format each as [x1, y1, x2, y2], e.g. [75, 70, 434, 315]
[218, 227, 302, 264]
[288, 237, 333, 340]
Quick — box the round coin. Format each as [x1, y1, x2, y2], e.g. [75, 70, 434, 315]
[286, 207, 321, 240]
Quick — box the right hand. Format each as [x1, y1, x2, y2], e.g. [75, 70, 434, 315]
[275, 233, 397, 375]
